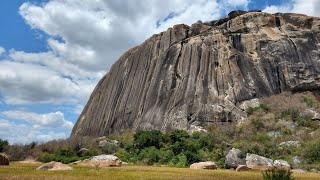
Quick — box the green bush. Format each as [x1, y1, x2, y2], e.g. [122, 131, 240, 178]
[138, 147, 160, 165]
[262, 169, 294, 180]
[37, 149, 87, 164]
[303, 140, 320, 163]
[170, 153, 188, 167]
[133, 130, 164, 149]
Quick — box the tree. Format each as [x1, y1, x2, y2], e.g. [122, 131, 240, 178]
[0, 139, 8, 152]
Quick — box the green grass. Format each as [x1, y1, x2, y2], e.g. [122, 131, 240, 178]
[0, 163, 319, 180]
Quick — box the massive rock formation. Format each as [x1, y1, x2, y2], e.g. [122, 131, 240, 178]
[71, 10, 320, 137]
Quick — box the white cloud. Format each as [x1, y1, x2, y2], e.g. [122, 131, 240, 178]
[224, 0, 249, 7]
[0, 60, 81, 104]
[1, 110, 73, 130]
[0, 119, 67, 144]
[263, 0, 320, 16]
[263, 5, 292, 14]
[0, 47, 5, 55]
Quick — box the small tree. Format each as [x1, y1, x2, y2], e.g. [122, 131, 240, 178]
[0, 139, 8, 152]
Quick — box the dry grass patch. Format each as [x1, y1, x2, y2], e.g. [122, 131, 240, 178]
[0, 163, 319, 180]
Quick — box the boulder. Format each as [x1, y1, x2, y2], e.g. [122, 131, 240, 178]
[0, 153, 9, 166]
[245, 153, 273, 170]
[36, 162, 73, 171]
[190, 161, 217, 170]
[274, 160, 290, 170]
[189, 125, 207, 133]
[98, 139, 119, 147]
[267, 131, 281, 138]
[301, 109, 320, 120]
[225, 148, 245, 168]
[236, 165, 252, 172]
[240, 98, 260, 111]
[279, 141, 300, 147]
[76, 154, 122, 167]
[292, 156, 302, 167]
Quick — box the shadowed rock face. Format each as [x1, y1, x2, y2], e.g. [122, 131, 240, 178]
[71, 11, 320, 137]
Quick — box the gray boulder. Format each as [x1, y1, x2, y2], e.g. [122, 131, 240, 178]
[240, 98, 260, 111]
[274, 160, 290, 170]
[91, 154, 119, 161]
[225, 148, 245, 168]
[292, 156, 302, 167]
[246, 153, 273, 170]
[267, 131, 281, 138]
[279, 141, 300, 147]
[98, 139, 119, 147]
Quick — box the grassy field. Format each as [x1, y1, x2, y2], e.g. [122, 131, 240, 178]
[0, 163, 319, 180]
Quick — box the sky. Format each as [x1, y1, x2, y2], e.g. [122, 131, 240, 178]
[0, 0, 319, 144]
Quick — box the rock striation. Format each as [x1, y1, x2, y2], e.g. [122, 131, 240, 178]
[71, 10, 320, 137]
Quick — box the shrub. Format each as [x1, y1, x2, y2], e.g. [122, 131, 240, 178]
[262, 169, 294, 180]
[158, 149, 174, 164]
[170, 153, 188, 167]
[303, 140, 320, 163]
[137, 147, 160, 165]
[37, 149, 86, 164]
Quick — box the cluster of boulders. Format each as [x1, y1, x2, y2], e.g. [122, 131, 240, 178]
[189, 148, 309, 173]
[225, 148, 291, 171]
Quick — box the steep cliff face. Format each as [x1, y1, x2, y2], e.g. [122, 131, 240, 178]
[71, 11, 320, 137]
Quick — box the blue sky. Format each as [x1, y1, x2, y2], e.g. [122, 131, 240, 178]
[0, 0, 319, 144]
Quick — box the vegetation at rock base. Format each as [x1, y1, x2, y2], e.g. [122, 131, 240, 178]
[262, 169, 294, 180]
[1, 91, 320, 171]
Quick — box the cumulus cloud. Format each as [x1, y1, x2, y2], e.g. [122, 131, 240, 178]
[263, 0, 320, 16]
[0, 47, 5, 55]
[0, 60, 81, 104]
[0, 119, 67, 144]
[1, 110, 73, 130]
